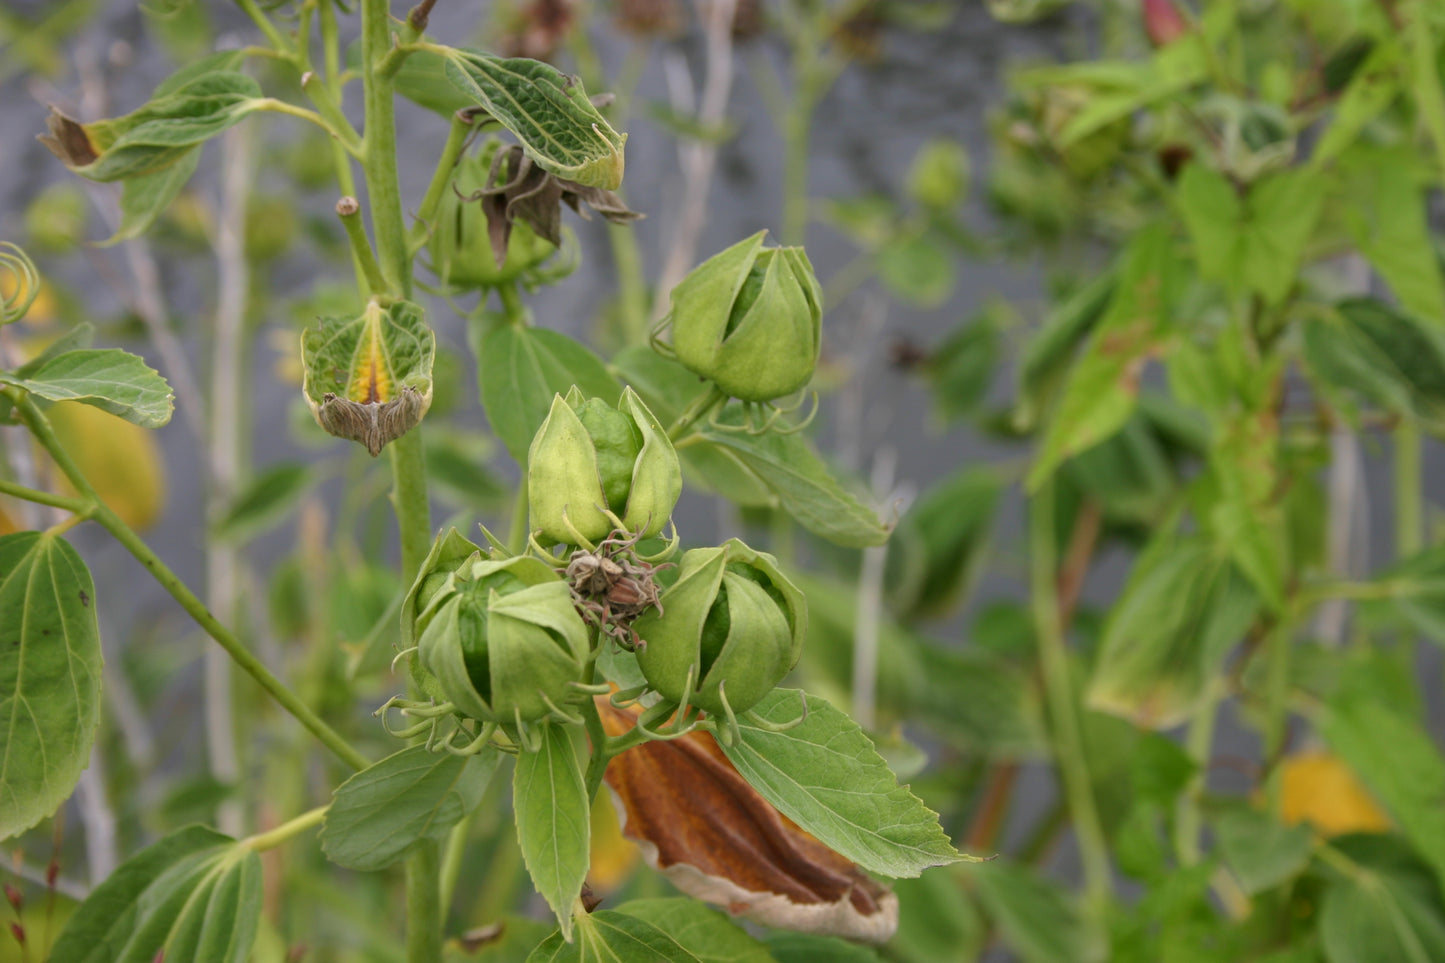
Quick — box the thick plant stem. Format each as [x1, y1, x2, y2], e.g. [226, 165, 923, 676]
[10, 393, 371, 772]
[406, 840, 443, 963]
[1174, 683, 1219, 866]
[409, 113, 475, 254]
[361, 0, 410, 298]
[1030, 482, 1111, 928]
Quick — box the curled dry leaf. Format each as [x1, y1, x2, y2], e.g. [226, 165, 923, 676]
[597, 697, 900, 944]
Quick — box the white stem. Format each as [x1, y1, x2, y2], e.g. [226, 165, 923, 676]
[205, 125, 255, 838]
[852, 448, 895, 732]
[74, 758, 117, 882]
[649, 0, 738, 321]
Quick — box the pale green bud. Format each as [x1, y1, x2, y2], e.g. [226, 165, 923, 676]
[633, 539, 807, 715]
[528, 385, 681, 545]
[417, 555, 590, 725]
[664, 231, 823, 403]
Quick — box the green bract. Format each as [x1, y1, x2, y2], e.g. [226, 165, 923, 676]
[634, 539, 807, 716]
[528, 385, 681, 545]
[416, 555, 589, 727]
[662, 231, 823, 403]
[428, 145, 556, 290]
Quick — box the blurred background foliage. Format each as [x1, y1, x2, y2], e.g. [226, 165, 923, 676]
[4, 0, 1445, 960]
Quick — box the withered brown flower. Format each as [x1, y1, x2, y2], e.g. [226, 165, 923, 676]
[464, 143, 642, 268]
[597, 697, 900, 944]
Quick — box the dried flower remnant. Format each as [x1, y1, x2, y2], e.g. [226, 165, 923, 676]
[598, 697, 899, 943]
[499, 0, 578, 62]
[465, 144, 642, 269]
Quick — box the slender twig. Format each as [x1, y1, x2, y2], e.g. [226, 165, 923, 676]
[851, 448, 895, 732]
[337, 197, 389, 296]
[1030, 481, 1112, 928]
[649, 0, 738, 322]
[242, 806, 328, 852]
[8, 391, 371, 772]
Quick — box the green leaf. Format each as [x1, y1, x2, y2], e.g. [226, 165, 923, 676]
[1338, 146, 1445, 321]
[699, 415, 890, 548]
[718, 689, 965, 878]
[614, 899, 777, 963]
[514, 725, 589, 939]
[1207, 404, 1288, 609]
[888, 869, 984, 963]
[0, 323, 96, 422]
[527, 911, 707, 963]
[611, 346, 773, 506]
[1088, 535, 1259, 728]
[0, 532, 102, 840]
[884, 467, 1003, 621]
[211, 462, 315, 543]
[1177, 164, 1325, 305]
[922, 307, 1003, 426]
[59, 72, 263, 182]
[970, 859, 1091, 963]
[1, 348, 174, 428]
[1213, 808, 1313, 895]
[1318, 837, 1445, 963]
[321, 744, 498, 872]
[1321, 691, 1445, 888]
[1312, 46, 1398, 164]
[48, 825, 262, 963]
[1027, 225, 1178, 488]
[767, 932, 878, 963]
[439, 49, 627, 189]
[877, 231, 955, 308]
[476, 324, 618, 465]
[1014, 271, 1116, 431]
[1303, 298, 1445, 430]
[396, 47, 476, 118]
[1360, 544, 1445, 645]
[108, 146, 202, 242]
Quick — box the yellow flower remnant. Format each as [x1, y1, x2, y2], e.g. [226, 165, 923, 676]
[1280, 751, 1391, 837]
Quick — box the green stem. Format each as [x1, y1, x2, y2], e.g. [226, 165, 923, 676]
[1395, 421, 1423, 559]
[405, 839, 442, 963]
[1030, 481, 1111, 926]
[495, 280, 529, 326]
[1262, 616, 1293, 811]
[507, 483, 530, 556]
[409, 113, 476, 255]
[608, 223, 649, 346]
[337, 198, 388, 296]
[1174, 683, 1219, 866]
[0, 477, 89, 513]
[438, 811, 474, 915]
[235, 0, 292, 54]
[667, 384, 729, 441]
[388, 429, 432, 580]
[361, 0, 411, 298]
[242, 805, 328, 851]
[250, 100, 363, 157]
[10, 392, 371, 772]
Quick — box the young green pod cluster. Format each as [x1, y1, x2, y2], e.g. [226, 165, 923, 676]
[528, 386, 681, 545]
[415, 555, 590, 726]
[428, 144, 556, 290]
[662, 231, 823, 403]
[633, 539, 807, 716]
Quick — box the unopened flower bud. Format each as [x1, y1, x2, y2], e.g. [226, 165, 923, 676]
[633, 539, 806, 716]
[417, 555, 589, 725]
[1143, 0, 1188, 47]
[662, 231, 822, 403]
[528, 386, 680, 545]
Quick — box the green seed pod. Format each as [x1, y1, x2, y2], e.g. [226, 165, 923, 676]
[428, 143, 556, 290]
[633, 539, 807, 716]
[417, 555, 590, 725]
[528, 385, 681, 545]
[402, 528, 484, 650]
[663, 231, 823, 403]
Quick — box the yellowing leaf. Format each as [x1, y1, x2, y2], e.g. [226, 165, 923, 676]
[44, 401, 167, 530]
[1280, 751, 1390, 837]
